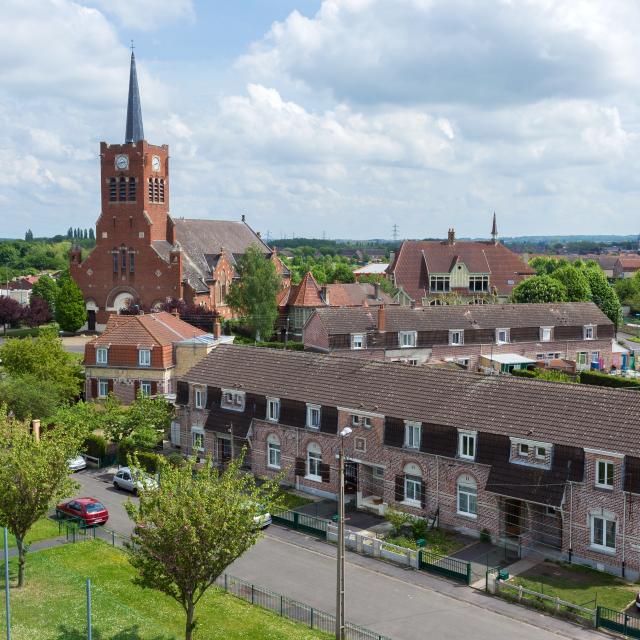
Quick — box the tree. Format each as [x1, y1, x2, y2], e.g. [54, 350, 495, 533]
[511, 275, 568, 303]
[88, 228, 95, 240]
[31, 274, 59, 313]
[125, 454, 281, 640]
[226, 245, 281, 340]
[66, 227, 73, 239]
[23, 296, 52, 327]
[615, 277, 639, 304]
[329, 262, 356, 283]
[55, 274, 86, 332]
[0, 374, 61, 420]
[0, 406, 81, 586]
[0, 296, 24, 333]
[584, 267, 622, 328]
[0, 328, 83, 404]
[549, 265, 591, 302]
[24, 229, 33, 241]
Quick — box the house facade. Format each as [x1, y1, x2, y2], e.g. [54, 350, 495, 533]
[83, 311, 232, 404]
[303, 302, 615, 372]
[176, 345, 640, 578]
[613, 257, 640, 279]
[387, 219, 535, 306]
[70, 53, 287, 331]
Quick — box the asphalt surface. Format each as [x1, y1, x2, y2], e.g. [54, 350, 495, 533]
[71, 469, 604, 640]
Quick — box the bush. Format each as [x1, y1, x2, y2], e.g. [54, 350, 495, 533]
[385, 509, 414, 534]
[117, 437, 135, 466]
[511, 369, 537, 378]
[578, 370, 640, 389]
[480, 528, 491, 543]
[83, 433, 107, 460]
[166, 452, 185, 468]
[135, 451, 161, 474]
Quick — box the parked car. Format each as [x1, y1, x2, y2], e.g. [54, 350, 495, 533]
[112, 467, 158, 494]
[55, 498, 109, 526]
[68, 455, 86, 472]
[251, 503, 272, 529]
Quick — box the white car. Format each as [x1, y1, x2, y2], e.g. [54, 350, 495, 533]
[250, 503, 272, 529]
[68, 455, 87, 472]
[113, 467, 158, 494]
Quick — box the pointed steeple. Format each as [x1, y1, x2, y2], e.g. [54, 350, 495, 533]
[491, 212, 498, 244]
[125, 52, 144, 143]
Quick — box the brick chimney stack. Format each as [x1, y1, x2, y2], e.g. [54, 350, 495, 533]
[378, 305, 386, 332]
[447, 228, 455, 245]
[213, 318, 222, 339]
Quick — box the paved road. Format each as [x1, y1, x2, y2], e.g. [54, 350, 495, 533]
[72, 470, 602, 640]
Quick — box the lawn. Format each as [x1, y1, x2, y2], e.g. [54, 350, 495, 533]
[385, 528, 465, 556]
[0, 540, 329, 640]
[512, 560, 637, 611]
[5, 517, 60, 549]
[277, 490, 314, 511]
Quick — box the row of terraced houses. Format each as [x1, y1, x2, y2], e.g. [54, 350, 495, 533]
[175, 344, 640, 580]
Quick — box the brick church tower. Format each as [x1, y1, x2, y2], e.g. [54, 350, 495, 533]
[71, 53, 287, 332]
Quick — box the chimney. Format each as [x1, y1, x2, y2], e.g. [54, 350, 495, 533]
[374, 282, 380, 300]
[447, 228, 455, 245]
[241, 214, 246, 223]
[321, 285, 329, 305]
[31, 419, 41, 442]
[213, 318, 222, 339]
[377, 305, 386, 332]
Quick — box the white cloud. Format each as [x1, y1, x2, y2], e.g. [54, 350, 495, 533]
[88, 0, 195, 31]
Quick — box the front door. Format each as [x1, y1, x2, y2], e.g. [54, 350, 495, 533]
[345, 461, 358, 494]
[504, 499, 523, 538]
[87, 310, 96, 331]
[218, 437, 232, 463]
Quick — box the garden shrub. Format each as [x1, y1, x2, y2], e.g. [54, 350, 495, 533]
[83, 433, 106, 460]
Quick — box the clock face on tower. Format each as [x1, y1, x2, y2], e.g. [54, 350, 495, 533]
[115, 154, 129, 170]
[152, 155, 161, 172]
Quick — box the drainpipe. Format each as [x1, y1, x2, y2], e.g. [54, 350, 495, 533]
[568, 482, 573, 563]
[435, 455, 440, 508]
[622, 492, 627, 578]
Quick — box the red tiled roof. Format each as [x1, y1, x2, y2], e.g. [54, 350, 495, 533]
[325, 283, 394, 307]
[91, 312, 207, 348]
[388, 239, 534, 301]
[286, 272, 325, 307]
[617, 257, 640, 270]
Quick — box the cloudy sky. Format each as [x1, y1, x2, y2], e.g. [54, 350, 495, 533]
[2, 0, 640, 240]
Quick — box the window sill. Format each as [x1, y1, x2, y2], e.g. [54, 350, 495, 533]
[221, 405, 245, 413]
[267, 464, 281, 471]
[589, 545, 616, 556]
[403, 445, 420, 451]
[457, 511, 477, 520]
[401, 499, 421, 508]
[306, 425, 320, 431]
[305, 475, 322, 483]
[458, 455, 475, 462]
[399, 345, 416, 349]
[595, 484, 614, 491]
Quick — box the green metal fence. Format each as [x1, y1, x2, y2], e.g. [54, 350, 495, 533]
[419, 548, 471, 585]
[221, 573, 391, 640]
[597, 606, 640, 638]
[271, 510, 329, 538]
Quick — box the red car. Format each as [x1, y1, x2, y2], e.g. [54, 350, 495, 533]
[55, 497, 109, 526]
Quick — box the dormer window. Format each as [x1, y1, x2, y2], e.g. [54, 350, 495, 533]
[399, 331, 417, 348]
[266, 397, 280, 422]
[583, 325, 595, 340]
[458, 430, 476, 460]
[540, 327, 552, 342]
[596, 460, 614, 489]
[430, 275, 450, 293]
[306, 404, 321, 429]
[518, 443, 529, 456]
[222, 389, 245, 411]
[351, 414, 372, 428]
[138, 349, 151, 367]
[469, 275, 489, 292]
[351, 334, 364, 350]
[96, 348, 108, 365]
[449, 330, 464, 346]
[496, 328, 509, 345]
[404, 422, 421, 449]
[194, 387, 205, 409]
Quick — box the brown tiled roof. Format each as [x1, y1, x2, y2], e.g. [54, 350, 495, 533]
[325, 283, 394, 307]
[91, 312, 207, 348]
[311, 302, 612, 335]
[616, 257, 640, 270]
[284, 272, 325, 307]
[388, 239, 534, 301]
[182, 345, 640, 456]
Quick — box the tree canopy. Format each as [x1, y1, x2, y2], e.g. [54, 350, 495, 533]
[584, 267, 622, 327]
[55, 274, 86, 332]
[549, 265, 592, 302]
[31, 274, 59, 313]
[511, 275, 568, 303]
[226, 245, 281, 340]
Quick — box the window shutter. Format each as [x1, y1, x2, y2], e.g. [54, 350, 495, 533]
[108, 379, 114, 393]
[295, 457, 306, 477]
[134, 380, 140, 397]
[395, 475, 404, 502]
[176, 381, 189, 405]
[90, 378, 97, 398]
[384, 418, 405, 448]
[420, 481, 426, 509]
[151, 381, 157, 396]
[206, 386, 220, 409]
[320, 405, 338, 434]
[320, 463, 330, 483]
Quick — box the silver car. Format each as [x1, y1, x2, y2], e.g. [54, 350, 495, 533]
[113, 467, 157, 493]
[68, 455, 87, 472]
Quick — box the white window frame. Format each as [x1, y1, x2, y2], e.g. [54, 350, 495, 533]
[194, 387, 205, 409]
[429, 275, 450, 293]
[221, 389, 245, 412]
[583, 324, 595, 340]
[306, 404, 321, 430]
[595, 460, 614, 489]
[351, 333, 364, 350]
[307, 448, 322, 481]
[140, 380, 152, 397]
[540, 326, 552, 342]
[576, 351, 588, 366]
[399, 331, 417, 348]
[449, 330, 464, 346]
[591, 515, 616, 552]
[351, 414, 360, 427]
[138, 348, 151, 367]
[266, 397, 280, 422]
[98, 379, 109, 398]
[535, 446, 547, 460]
[191, 427, 204, 453]
[404, 422, 421, 449]
[518, 443, 529, 457]
[458, 431, 476, 461]
[495, 328, 509, 345]
[404, 474, 422, 506]
[457, 478, 478, 518]
[267, 437, 281, 469]
[96, 348, 108, 365]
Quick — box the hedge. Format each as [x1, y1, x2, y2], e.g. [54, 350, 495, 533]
[510, 369, 537, 379]
[83, 433, 107, 460]
[578, 370, 640, 389]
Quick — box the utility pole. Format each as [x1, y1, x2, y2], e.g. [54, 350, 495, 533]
[335, 427, 352, 640]
[3, 528, 10, 640]
[86, 578, 92, 640]
[392, 224, 399, 242]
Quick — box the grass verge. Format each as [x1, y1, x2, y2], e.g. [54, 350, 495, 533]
[277, 490, 315, 511]
[0, 540, 329, 640]
[5, 517, 61, 549]
[385, 529, 465, 556]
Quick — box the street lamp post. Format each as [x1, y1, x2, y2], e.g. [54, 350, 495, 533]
[335, 426, 352, 640]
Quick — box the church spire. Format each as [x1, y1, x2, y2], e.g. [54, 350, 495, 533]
[491, 212, 498, 244]
[125, 50, 144, 143]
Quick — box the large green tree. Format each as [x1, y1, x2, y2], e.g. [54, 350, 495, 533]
[125, 454, 282, 640]
[0, 374, 61, 420]
[549, 265, 592, 302]
[55, 274, 86, 332]
[584, 267, 622, 328]
[0, 406, 81, 586]
[511, 275, 568, 303]
[226, 244, 281, 340]
[31, 274, 59, 313]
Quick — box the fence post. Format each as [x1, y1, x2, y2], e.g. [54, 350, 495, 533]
[466, 561, 472, 586]
[224, 574, 228, 592]
[518, 585, 523, 602]
[111, 531, 115, 547]
[280, 594, 283, 616]
[86, 578, 92, 640]
[310, 607, 314, 629]
[595, 606, 600, 629]
[293, 512, 299, 531]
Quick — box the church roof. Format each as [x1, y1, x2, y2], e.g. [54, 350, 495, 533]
[125, 52, 144, 143]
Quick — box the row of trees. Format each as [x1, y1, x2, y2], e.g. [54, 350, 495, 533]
[66, 227, 95, 240]
[511, 258, 622, 326]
